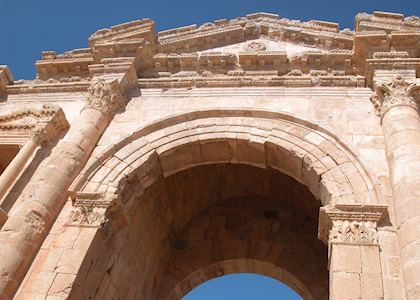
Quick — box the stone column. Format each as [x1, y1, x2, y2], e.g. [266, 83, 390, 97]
[372, 75, 420, 299]
[0, 140, 38, 204]
[0, 79, 127, 300]
[319, 205, 385, 300]
[0, 107, 69, 227]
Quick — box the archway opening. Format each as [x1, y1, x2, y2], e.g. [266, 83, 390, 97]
[183, 273, 302, 300]
[75, 163, 328, 299]
[0, 144, 20, 175]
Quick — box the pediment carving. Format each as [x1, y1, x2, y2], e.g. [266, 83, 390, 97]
[0, 105, 69, 144]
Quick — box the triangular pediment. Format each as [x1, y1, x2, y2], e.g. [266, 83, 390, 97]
[200, 38, 327, 58]
[0, 106, 60, 130]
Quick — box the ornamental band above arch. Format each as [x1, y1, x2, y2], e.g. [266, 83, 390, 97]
[69, 109, 380, 209]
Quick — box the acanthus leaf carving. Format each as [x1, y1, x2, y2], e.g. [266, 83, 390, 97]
[329, 220, 378, 244]
[84, 79, 126, 117]
[67, 206, 107, 228]
[372, 75, 419, 117]
[66, 192, 128, 230]
[318, 204, 387, 245]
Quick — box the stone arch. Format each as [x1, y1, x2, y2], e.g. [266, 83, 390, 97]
[64, 109, 385, 300]
[70, 108, 379, 208]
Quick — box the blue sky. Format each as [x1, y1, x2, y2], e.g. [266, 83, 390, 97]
[0, 0, 418, 80]
[183, 273, 302, 300]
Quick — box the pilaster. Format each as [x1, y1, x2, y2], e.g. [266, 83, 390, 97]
[319, 205, 386, 300]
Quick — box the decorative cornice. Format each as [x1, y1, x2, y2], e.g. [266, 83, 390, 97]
[138, 74, 365, 89]
[371, 75, 419, 117]
[70, 192, 111, 208]
[355, 11, 420, 33]
[84, 79, 126, 117]
[4, 11, 419, 89]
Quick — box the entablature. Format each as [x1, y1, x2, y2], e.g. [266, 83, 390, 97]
[2, 10, 418, 94]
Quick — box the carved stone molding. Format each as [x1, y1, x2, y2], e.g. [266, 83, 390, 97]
[0, 105, 69, 145]
[318, 204, 387, 245]
[66, 206, 107, 228]
[245, 41, 266, 51]
[371, 75, 419, 117]
[139, 75, 365, 89]
[329, 219, 378, 244]
[84, 79, 126, 117]
[66, 192, 127, 229]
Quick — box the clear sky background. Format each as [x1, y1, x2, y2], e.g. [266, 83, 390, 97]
[183, 273, 302, 300]
[0, 1, 418, 297]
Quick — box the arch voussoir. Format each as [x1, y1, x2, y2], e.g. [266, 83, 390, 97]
[71, 110, 379, 213]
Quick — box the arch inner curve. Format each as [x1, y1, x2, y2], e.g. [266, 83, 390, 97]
[73, 163, 328, 300]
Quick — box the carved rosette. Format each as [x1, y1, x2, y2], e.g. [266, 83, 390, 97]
[84, 79, 126, 117]
[319, 205, 387, 245]
[371, 75, 419, 117]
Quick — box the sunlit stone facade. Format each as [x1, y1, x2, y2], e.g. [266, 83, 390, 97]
[0, 10, 419, 300]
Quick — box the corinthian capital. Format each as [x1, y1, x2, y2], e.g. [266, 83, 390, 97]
[329, 220, 378, 244]
[318, 204, 387, 245]
[371, 75, 419, 117]
[85, 79, 126, 117]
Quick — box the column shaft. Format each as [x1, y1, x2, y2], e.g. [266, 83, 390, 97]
[382, 105, 420, 299]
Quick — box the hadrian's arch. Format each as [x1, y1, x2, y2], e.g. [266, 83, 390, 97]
[63, 110, 380, 300]
[0, 10, 419, 300]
